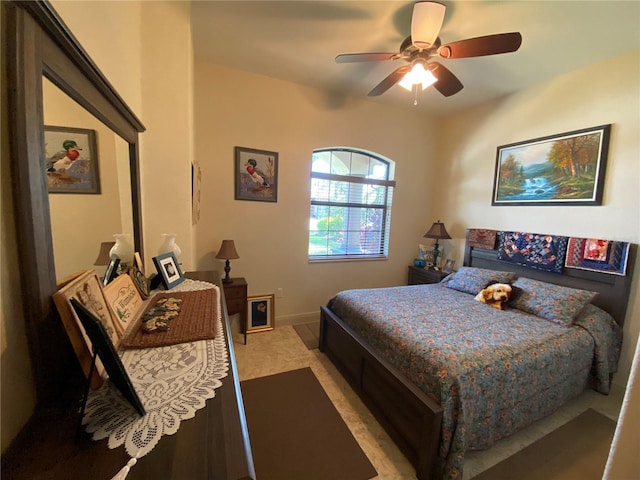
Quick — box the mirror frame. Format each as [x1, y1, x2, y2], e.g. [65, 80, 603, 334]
[6, 0, 145, 402]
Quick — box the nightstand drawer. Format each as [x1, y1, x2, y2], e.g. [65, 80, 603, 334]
[223, 285, 247, 300]
[226, 298, 246, 315]
[221, 278, 248, 339]
[408, 265, 448, 285]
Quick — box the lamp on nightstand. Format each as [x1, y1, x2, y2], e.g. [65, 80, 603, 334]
[423, 220, 451, 268]
[215, 240, 240, 284]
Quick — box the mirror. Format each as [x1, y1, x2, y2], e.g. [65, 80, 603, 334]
[43, 78, 134, 281]
[6, 1, 145, 401]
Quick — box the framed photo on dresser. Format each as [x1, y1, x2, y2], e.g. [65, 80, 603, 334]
[52, 269, 120, 388]
[152, 251, 184, 289]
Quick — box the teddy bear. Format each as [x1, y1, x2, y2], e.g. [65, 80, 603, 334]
[475, 282, 513, 310]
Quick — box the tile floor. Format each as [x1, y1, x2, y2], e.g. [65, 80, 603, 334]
[231, 320, 624, 480]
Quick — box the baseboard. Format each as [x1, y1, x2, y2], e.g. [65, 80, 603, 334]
[275, 311, 320, 326]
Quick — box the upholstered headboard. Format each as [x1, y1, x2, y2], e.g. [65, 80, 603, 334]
[463, 229, 636, 327]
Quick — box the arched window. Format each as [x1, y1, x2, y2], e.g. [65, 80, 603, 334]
[309, 148, 396, 260]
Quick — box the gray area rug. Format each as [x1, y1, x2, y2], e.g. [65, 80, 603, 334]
[292, 321, 320, 350]
[473, 408, 616, 480]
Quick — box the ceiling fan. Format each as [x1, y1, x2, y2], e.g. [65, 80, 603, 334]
[335, 1, 522, 99]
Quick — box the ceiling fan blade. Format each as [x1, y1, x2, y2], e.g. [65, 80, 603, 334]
[335, 52, 400, 63]
[438, 32, 522, 59]
[428, 62, 463, 97]
[411, 1, 446, 49]
[368, 65, 411, 97]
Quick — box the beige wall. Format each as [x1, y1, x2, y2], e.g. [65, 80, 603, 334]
[137, 1, 194, 271]
[193, 63, 437, 322]
[51, 1, 144, 116]
[435, 50, 640, 388]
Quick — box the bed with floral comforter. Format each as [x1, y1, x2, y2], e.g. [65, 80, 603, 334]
[327, 281, 622, 479]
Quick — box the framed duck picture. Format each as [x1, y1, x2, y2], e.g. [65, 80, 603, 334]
[44, 125, 101, 194]
[234, 146, 278, 202]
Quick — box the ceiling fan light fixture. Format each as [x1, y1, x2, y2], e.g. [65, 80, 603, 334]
[399, 63, 437, 92]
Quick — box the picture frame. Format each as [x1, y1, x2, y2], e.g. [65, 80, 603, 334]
[152, 251, 184, 289]
[133, 252, 145, 274]
[492, 124, 611, 206]
[44, 125, 101, 194]
[442, 259, 456, 274]
[103, 273, 144, 336]
[129, 262, 150, 299]
[52, 270, 120, 389]
[70, 298, 145, 416]
[130, 252, 149, 298]
[247, 294, 275, 333]
[102, 257, 120, 286]
[234, 146, 278, 202]
[419, 244, 437, 269]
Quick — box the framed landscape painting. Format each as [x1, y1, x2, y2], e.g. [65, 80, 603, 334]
[492, 124, 610, 206]
[234, 146, 278, 202]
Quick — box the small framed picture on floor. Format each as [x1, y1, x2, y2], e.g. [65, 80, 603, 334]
[247, 294, 275, 333]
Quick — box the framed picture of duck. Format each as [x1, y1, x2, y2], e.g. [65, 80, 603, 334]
[234, 146, 278, 202]
[44, 125, 101, 194]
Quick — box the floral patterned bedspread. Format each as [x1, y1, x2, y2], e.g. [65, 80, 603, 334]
[327, 283, 621, 480]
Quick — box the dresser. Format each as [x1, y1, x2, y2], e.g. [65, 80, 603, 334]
[2, 271, 255, 480]
[408, 265, 449, 285]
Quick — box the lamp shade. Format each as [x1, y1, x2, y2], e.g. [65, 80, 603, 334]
[215, 240, 240, 260]
[94, 241, 116, 266]
[423, 221, 451, 240]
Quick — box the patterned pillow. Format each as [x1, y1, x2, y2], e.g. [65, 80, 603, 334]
[443, 266, 517, 294]
[508, 277, 597, 326]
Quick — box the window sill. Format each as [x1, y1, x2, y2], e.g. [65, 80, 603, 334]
[308, 256, 388, 264]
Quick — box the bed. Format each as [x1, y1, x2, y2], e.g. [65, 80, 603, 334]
[319, 231, 636, 480]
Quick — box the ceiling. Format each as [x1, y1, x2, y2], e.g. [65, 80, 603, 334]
[191, 1, 640, 117]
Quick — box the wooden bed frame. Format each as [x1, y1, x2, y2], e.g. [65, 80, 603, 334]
[319, 232, 636, 480]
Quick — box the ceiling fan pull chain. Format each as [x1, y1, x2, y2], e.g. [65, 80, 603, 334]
[413, 84, 419, 106]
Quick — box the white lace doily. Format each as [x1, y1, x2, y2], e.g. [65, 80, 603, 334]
[82, 279, 229, 475]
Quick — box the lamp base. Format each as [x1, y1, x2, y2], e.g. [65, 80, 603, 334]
[432, 240, 441, 269]
[223, 260, 233, 283]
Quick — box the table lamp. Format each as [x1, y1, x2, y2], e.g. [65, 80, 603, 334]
[215, 240, 240, 284]
[423, 220, 451, 268]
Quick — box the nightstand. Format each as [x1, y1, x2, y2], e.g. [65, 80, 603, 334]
[408, 265, 449, 285]
[222, 277, 248, 344]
